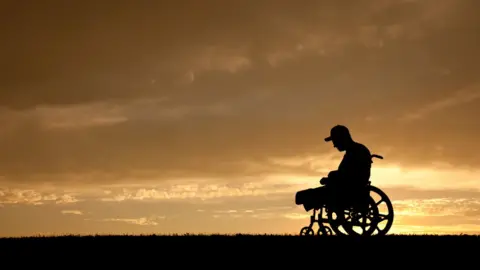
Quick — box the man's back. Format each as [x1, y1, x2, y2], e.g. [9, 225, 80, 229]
[337, 141, 372, 186]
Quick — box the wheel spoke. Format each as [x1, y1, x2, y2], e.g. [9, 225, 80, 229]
[376, 214, 388, 222]
[375, 198, 385, 206]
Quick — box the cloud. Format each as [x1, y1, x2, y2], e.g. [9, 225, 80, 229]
[33, 103, 130, 130]
[0, 188, 79, 206]
[99, 175, 309, 202]
[100, 215, 165, 226]
[399, 83, 480, 121]
[0, 129, 337, 185]
[0, 0, 479, 186]
[56, 195, 80, 204]
[195, 205, 303, 220]
[2, 155, 480, 202]
[61, 210, 83, 215]
[2, 180, 480, 235]
[391, 197, 480, 231]
[393, 198, 480, 217]
[0, 189, 43, 205]
[1, 0, 477, 108]
[0, 96, 236, 132]
[189, 46, 252, 75]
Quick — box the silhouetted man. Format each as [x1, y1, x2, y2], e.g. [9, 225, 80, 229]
[295, 125, 372, 211]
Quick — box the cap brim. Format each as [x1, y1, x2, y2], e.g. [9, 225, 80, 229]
[324, 136, 332, 142]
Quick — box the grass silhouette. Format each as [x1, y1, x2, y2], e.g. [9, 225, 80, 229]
[1, 233, 478, 266]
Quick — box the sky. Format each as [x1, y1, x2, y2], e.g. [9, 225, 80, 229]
[1, 0, 480, 237]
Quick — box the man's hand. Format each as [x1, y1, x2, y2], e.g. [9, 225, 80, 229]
[320, 177, 329, 185]
[328, 170, 338, 178]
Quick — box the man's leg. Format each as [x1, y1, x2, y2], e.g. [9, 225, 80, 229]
[295, 186, 327, 212]
[324, 182, 344, 210]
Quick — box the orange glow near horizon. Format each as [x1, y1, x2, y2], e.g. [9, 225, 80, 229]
[1, 161, 480, 236]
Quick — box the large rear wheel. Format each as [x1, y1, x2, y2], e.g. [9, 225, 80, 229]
[368, 186, 394, 236]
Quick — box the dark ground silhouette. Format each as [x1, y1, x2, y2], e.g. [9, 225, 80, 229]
[0, 234, 478, 266]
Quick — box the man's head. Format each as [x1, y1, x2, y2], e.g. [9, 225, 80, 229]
[324, 125, 353, 151]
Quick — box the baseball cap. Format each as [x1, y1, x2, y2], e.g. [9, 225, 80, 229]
[324, 125, 350, 142]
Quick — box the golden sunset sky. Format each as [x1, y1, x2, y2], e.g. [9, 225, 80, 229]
[1, 0, 479, 237]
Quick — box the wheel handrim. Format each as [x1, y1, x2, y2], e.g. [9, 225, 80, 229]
[368, 186, 394, 235]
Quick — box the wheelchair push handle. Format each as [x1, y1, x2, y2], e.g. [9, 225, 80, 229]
[371, 154, 383, 163]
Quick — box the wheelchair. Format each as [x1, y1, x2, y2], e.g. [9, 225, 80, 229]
[298, 154, 395, 237]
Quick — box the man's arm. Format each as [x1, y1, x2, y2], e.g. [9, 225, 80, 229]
[320, 171, 338, 185]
